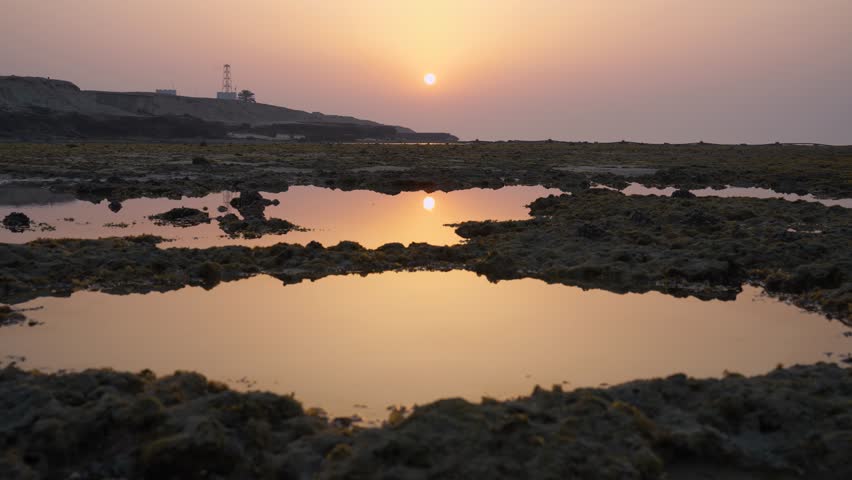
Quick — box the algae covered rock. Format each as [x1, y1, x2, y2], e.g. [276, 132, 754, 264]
[149, 207, 210, 227]
[2, 212, 31, 232]
[196, 261, 223, 288]
[216, 191, 299, 238]
[0, 305, 27, 327]
[229, 190, 273, 220]
[141, 417, 240, 478]
[1, 364, 851, 479]
[671, 189, 696, 199]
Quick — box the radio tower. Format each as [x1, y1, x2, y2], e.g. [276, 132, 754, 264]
[222, 64, 233, 93]
[217, 64, 237, 100]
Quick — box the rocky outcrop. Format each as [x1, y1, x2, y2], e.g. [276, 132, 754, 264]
[0, 76, 388, 128]
[0, 76, 444, 141]
[2, 212, 30, 232]
[0, 305, 27, 327]
[148, 207, 210, 227]
[456, 190, 852, 320]
[216, 191, 299, 239]
[0, 363, 849, 479]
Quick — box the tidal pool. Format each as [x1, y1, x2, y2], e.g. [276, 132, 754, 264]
[617, 183, 852, 208]
[0, 185, 561, 248]
[3, 271, 849, 422]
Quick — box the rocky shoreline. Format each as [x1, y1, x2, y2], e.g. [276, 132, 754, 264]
[2, 189, 848, 321]
[1, 143, 850, 201]
[2, 142, 851, 478]
[1, 363, 850, 479]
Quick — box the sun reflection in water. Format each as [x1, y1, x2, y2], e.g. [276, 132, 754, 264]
[422, 196, 436, 211]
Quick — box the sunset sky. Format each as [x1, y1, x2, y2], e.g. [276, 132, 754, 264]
[2, 0, 851, 143]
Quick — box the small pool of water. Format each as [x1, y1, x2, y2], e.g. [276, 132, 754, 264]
[3, 271, 849, 422]
[614, 183, 852, 208]
[0, 186, 561, 248]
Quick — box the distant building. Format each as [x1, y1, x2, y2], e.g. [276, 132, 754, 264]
[155, 89, 177, 96]
[216, 91, 237, 100]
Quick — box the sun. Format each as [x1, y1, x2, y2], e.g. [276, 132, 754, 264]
[423, 196, 436, 211]
[423, 73, 436, 86]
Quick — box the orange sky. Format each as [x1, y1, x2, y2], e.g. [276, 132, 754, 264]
[2, 0, 851, 143]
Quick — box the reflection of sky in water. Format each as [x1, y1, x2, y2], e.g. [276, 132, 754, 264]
[0, 186, 562, 248]
[2, 184, 847, 247]
[618, 183, 852, 208]
[4, 271, 849, 421]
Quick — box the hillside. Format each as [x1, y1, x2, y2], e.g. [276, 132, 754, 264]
[0, 76, 458, 141]
[0, 76, 399, 128]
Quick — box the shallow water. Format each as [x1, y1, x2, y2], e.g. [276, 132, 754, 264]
[3, 271, 849, 422]
[618, 183, 852, 208]
[0, 185, 561, 248]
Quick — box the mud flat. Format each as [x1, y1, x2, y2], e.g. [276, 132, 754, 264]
[0, 363, 850, 479]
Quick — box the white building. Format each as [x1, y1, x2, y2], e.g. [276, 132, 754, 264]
[216, 91, 237, 100]
[155, 89, 177, 96]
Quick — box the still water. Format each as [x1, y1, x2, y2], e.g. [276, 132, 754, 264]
[618, 183, 852, 208]
[3, 271, 849, 422]
[0, 186, 561, 248]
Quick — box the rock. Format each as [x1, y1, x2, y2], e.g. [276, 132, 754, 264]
[786, 263, 844, 292]
[0, 305, 27, 327]
[454, 221, 499, 238]
[377, 242, 406, 253]
[216, 193, 298, 239]
[577, 222, 608, 239]
[331, 417, 354, 428]
[230, 191, 273, 220]
[141, 417, 240, 479]
[149, 207, 210, 227]
[107, 201, 122, 213]
[216, 213, 247, 236]
[671, 189, 697, 199]
[191, 156, 211, 166]
[683, 210, 720, 227]
[325, 443, 353, 461]
[31, 418, 70, 456]
[627, 210, 653, 225]
[528, 194, 567, 215]
[116, 395, 166, 429]
[667, 260, 732, 283]
[196, 262, 223, 289]
[474, 252, 518, 279]
[0, 364, 849, 478]
[3, 212, 31, 232]
[217, 214, 297, 239]
[263, 218, 297, 234]
[332, 241, 365, 252]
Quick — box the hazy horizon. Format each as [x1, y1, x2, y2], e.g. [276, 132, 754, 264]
[2, 0, 851, 143]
